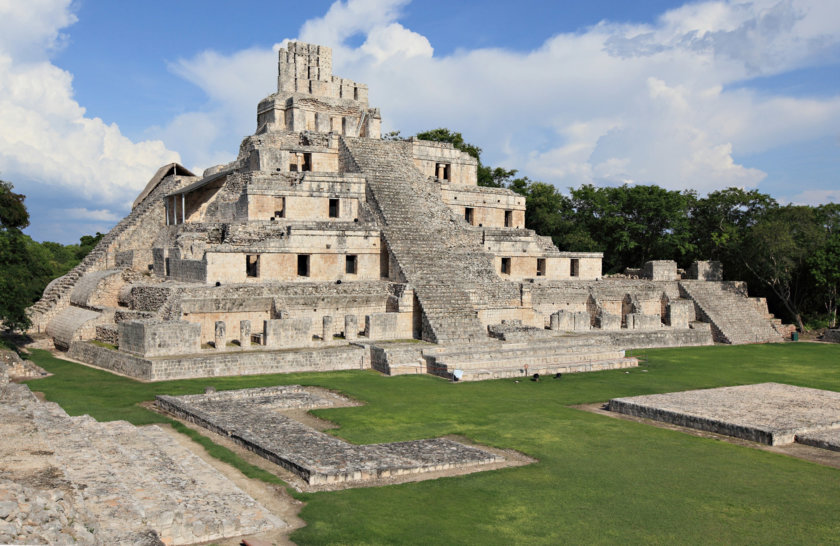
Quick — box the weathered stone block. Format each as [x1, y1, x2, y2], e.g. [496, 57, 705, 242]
[573, 311, 591, 331]
[322, 316, 334, 341]
[665, 300, 693, 329]
[626, 313, 661, 330]
[119, 320, 201, 357]
[689, 261, 723, 281]
[550, 310, 573, 331]
[240, 320, 251, 348]
[345, 315, 358, 341]
[364, 313, 399, 340]
[596, 312, 621, 331]
[215, 321, 226, 351]
[264, 318, 312, 348]
[642, 260, 678, 281]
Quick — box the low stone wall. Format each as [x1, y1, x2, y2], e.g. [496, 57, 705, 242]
[824, 329, 840, 343]
[70, 340, 369, 381]
[68, 341, 154, 380]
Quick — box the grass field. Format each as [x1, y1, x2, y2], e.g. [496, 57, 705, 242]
[23, 343, 840, 545]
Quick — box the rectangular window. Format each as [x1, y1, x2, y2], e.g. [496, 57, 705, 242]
[504, 210, 513, 227]
[302, 153, 312, 172]
[537, 258, 546, 277]
[570, 258, 580, 278]
[297, 254, 310, 277]
[464, 207, 474, 225]
[346, 254, 358, 274]
[246, 255, 260, 278]
[329, 198, 340, 218]
[501, 257, 511, 275]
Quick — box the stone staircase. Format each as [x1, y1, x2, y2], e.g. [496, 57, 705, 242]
[28, 176, 179, 333]
[679, 281, 785, 344]
[342, 137, 519, 343]
[423, 339, 638, 381]
[1, 380, 282, 544]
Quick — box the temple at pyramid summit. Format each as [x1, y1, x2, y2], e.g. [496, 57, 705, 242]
[28, 42, 792, 381]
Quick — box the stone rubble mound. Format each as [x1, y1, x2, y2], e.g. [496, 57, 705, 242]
[0, 367, 284, 545]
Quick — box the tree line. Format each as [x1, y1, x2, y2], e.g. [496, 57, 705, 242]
[0, 180, 104, 331]
[410, 129, 840, 331]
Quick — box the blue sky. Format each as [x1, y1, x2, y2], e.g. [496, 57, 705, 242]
[0, 0, 838, 244]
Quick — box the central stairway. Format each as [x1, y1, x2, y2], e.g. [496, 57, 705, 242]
[343, 137, 519, 343]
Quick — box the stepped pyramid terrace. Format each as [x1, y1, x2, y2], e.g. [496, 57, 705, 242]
[28, 42, 792, 382]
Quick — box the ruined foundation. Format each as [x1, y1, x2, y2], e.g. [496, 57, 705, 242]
[157, 386, 503, 485]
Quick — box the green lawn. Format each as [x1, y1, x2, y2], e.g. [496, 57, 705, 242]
[23, 343, 840, 545]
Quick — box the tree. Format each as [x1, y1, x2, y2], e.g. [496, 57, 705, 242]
[739, 205, 823, 331]
[0, 181, 40, 331]
[688, 188, 777, 280]
[567, 184, 695, 272]
[808, 204, 840, 328]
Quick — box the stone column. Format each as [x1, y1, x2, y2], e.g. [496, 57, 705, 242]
[214, 321, 226, 351]
[239, 320, 251, 348]
[322, 316, 334, 342]
[549, 312, 560, 331]
[344, 315, 358, 341]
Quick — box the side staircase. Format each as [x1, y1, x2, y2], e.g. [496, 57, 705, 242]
[28, 176, 181, 332]
[679, 281, 785, 344]
[342, 137, 519, 343]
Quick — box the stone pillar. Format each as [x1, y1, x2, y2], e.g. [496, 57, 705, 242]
[214, 321, 226, 350]
[240, 320, 251, 348]
[549, 313, 560, 331]
[322, 316, 334, 342]
[345, 315, 358, 341]
[520, 284, 532, 307]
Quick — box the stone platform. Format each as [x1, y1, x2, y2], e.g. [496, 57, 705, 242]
[796, 428, 840, 452]
[157, 386, 503, 485]
[608, 383, 840, 446]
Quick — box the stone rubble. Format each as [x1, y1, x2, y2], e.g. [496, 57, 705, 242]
[0, 365, 284, 545]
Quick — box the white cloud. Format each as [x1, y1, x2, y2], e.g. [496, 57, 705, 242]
[789, 188, 840, 205]
[158, 0, 840, 197]
[0, 0, 179, 211]
[62, 207, 122, 222]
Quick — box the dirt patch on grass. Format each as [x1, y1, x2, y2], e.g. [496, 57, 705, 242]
[576, 402, 840, 470]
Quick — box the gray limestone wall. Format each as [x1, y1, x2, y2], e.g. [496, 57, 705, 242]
[168, 258, 207, 283]
[643, 261, 679, 281]
[121, 285, 173, 312]
[70, 341, 369, 381]
[69, 341, 154, 380]
[118, 320, 202, 357]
